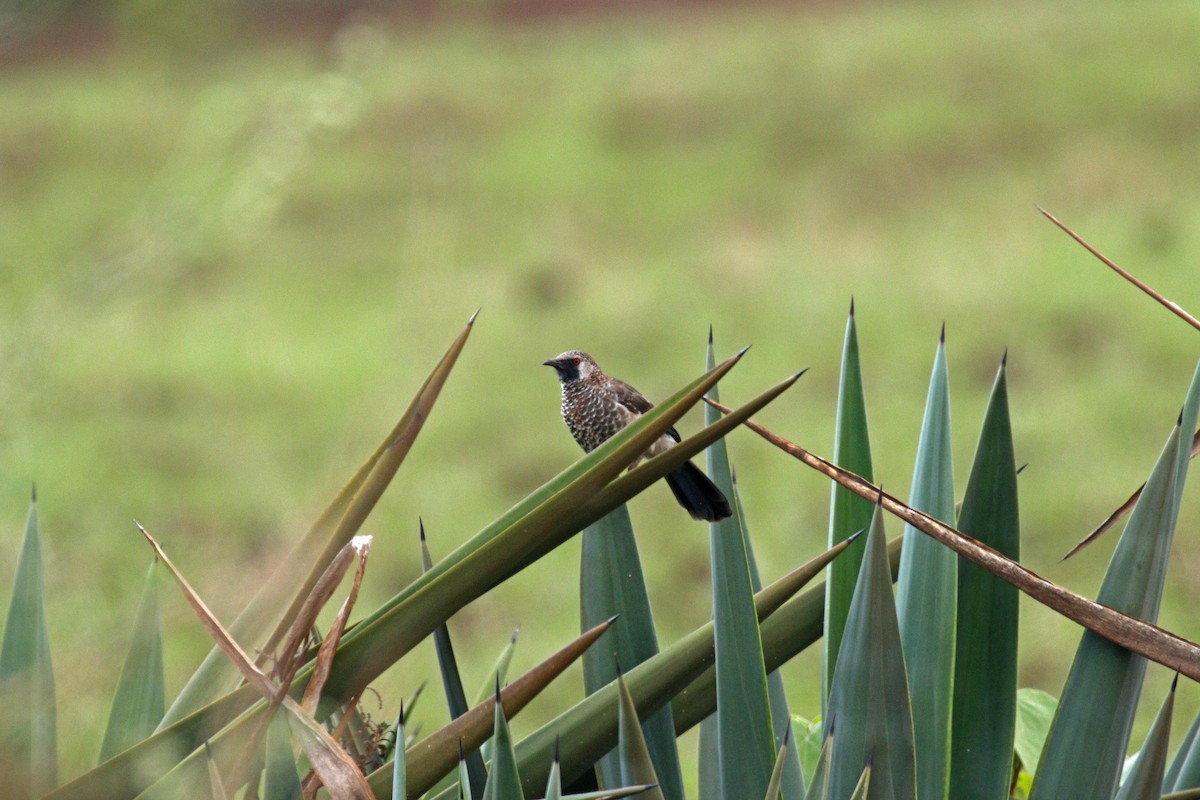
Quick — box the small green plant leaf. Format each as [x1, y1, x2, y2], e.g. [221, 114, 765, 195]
[616, 673, 664, 800]
[580, 504, 681, 799]
[1031, 359, 1200, 800]
[824, 505, 916, 800]
[263, 709, 302, 800]
[894, 331, 956, 800]
[824, 303, 876, 707]
[1114, 676, 1176, 800]
[1012, 688, 1056, 776]
[949, 357, 1019, 800]
[0, 492, 57, 799]
[99, 559, 165, 763]
[482, 685, 524, 800]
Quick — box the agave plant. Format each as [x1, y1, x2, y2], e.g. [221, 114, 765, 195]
[4, 213, 1200, 800]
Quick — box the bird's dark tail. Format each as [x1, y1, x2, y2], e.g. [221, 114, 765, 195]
[665, 461, 732, 522]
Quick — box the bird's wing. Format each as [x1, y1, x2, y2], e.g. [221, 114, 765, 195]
[610, 379, 681, 442]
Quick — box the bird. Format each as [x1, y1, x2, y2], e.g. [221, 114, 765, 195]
[542, 350, 732, 522]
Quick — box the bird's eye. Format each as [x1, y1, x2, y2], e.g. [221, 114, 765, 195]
[571, 357, 581, 365]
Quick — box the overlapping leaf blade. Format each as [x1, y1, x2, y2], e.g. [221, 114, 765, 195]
[1031, 358, 1200, 800]
[1114, 678, 1176, 800]
[824, 305, 875, 707]
[893, 332, 955, 800]
[579, 504, 681, 799]
[616, 673, 664, 800]
[824, 506, 916, 800]
[0, 492, 57, 799]
[948, 358, 1019, 800]
[99, 560, 165, 763]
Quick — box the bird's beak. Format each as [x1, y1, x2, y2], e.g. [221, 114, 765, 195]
[542, 358, 561, 369]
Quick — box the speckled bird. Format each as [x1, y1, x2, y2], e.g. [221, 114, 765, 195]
[543, 350, 732, 522]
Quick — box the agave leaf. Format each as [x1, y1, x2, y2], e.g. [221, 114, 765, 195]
[423, 524, 487, 800]
[99, 559, 165, 763]
[824, 506, 915, 800]
[424, 539, 869, 800]
[1114, 676, 1176, 800]
[459, 741, 475, 800]
[53, 356, 768, 800]
[702, 399, 1200, 680]
[616, 673, 663, 800]
[558, 788, 659, 800]
[824, 303, 876, 707]
[579, 504, 681, 799]
[705, 330, 803, 800]
[1031, 360, 1200, 800]
[205, 741, 230, 800]
[1168, 713, 1200, 791]
[1164, 713, 1200, 791]
[482, 686, 524, 800]
[0, 491, 57, 799]
[1164, 790, 1200, 800]
[545, 745, 563, 800]
[263, 708, 303, 800]
[807, 727, 832, 800]
[848, 759, 872, 800]
[164, 314, 476, 725]
[697, 713, 719, 800]
[949, 358, 1019, 800]
[893, 330, 955, 800]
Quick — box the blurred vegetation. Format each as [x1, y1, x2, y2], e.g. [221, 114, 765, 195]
[2, 0, 1200, 790]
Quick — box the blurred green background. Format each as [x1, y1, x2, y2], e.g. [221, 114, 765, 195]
[3, 0, 1200, 788]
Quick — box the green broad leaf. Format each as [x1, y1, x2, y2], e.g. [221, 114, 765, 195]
[1012, 689, 1056, 776]
[99, 559, 165, 763]
[0, 491, 58, 799]
[1164, 713, 1200, 791]
[423, 524, 487, 800]
[705, 333, 778, 800]
[263, 709, 302, 800]
[894, 330, 956, 800]
[824, 505, 916, 800]
[1031, 359, 1200, 800]
[794, 717, 823, 787]
[164, 314, 476, 727]
[443, 538, 876, 800]
[1114, 677, 1176, 800]
[580, 504, 682, 800]
[482, 690, 524, 800]
[948, 356, 1020, 800]
[616, 673, 664, 800]
[824, 303, 876, 708]
[56, 355, 773, 800]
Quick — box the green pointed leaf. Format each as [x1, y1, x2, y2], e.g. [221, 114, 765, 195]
[807, 729, 832, 800]
[580, 504, 682, 800]
[617, 673, 664, 800]
[1115, 678, 1176, 800]
[99, 559, 165, 763]
[482, 692, 524, 800]
[390, 706, 405, 800]
[164, 315, 476, 726]
[1032, 359, 1200, 800]
[424, 525, 487, 800]
[763, 730, 792, 800]
[1012, 688, 1055, 776]
[460, 742, 475, 800]
[0, 492, 57, 798]
[264, 709, 302, 800]
[545, 748, 563, 800]
[894, 333, 955, 800]
[848, 760, 871, 800]
[474, 630, 519, 707]
[1165, 714, 1200, 791]
[948, 358, 1019, 800]
[824, 306, 875, 706]
[706, 335, 776, 800]
[825, 506, 915, 800]
[697, 713, 719, 800]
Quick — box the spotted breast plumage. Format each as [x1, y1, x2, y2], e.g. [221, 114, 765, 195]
[543, 350, 732, 522]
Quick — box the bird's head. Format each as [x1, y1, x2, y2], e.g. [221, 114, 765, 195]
[542, 350, 600, 383]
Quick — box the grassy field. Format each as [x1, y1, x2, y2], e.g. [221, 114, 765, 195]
[3, 0, 1200, 787]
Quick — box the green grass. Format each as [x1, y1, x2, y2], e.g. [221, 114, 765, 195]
[3, 0, 1200, 787]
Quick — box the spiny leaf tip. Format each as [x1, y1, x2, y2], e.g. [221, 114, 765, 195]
[849, 296, 855, 316]
[708, 324, 713, 345]
[940, 321, 946, 343]
[467, 307, 481, 325]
